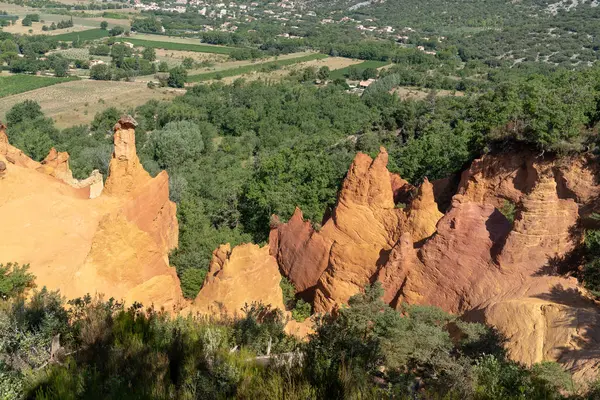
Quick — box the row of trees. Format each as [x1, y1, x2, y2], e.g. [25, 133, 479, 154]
[41, 18, 73, 31]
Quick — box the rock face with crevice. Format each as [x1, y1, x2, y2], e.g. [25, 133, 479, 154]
[0, 117, 183, 310]
[269, 208, 331, 294]
[497, 172, 579, 270]
[379, 155, 600, 382]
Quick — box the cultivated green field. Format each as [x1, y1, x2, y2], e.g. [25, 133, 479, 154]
[329, 60, 391, 79]
[52, 28, 110, 42]
[187, 53, 329, 82]
[0, 75, 79, 98]
[117, 38, 235, 54]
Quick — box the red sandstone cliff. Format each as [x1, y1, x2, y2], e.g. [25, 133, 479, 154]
[0, 117, 183, 310]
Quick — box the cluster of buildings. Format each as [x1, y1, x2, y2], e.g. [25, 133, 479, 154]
[127, 0, 437, 47]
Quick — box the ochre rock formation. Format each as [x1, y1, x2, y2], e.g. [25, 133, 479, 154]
[376, 232, 417, 305]
[405, 178, 443, 243]
[269, 208, 331, 294]
[6, 118, 600, 382]
[266, 149, 600, 380]
[378, 155, 599, 381]
[37, 147, 74, 184]
[390, 172, 414, 204]
[284, 318, 315, 338]
[270, 148, 414, 312]
[192, 243, 286, 317]
[104, 116, 152, 196]
[497, 172, 579, 269]
[0, 122, 41, 170]
[269, 148, 448, 312]
[0, 117, 182, 310]
[457, 151, 600, 211]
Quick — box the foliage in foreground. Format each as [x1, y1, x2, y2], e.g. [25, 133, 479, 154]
[0, 265, 592, 399]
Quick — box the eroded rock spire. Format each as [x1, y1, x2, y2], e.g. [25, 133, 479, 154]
[104, 115, 150, 195]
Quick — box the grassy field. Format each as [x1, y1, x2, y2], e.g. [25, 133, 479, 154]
[117, 38, 235, 54]
[330, 60, 391, 79]
[0, 79, 182, 128]
[0, 75, 78, 98]
[187, 53, 328, 82]
[52, 28, 110, 41]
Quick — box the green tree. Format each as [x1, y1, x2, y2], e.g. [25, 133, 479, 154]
[90, 63, 112, 80]
[100, 20, 108, 30]
[1, 39, 18, 54]
[167, 66, 187, 88]
[6, 100, 43, 126]
[109, 26, 124, 36]
[51, 57, 70, 77]
[158, 61, 169, 72]
[91, 107, 121, 135]
[179, 268, 206, 299]
[317, 66, 330, 81]
[362, 67, 378, 80]
[182, 57, 194, 69]
[301, 66, 317, 82]
[8, 122, 54, 161]
[0, 263, 35, 299]
[142, 46, 156, 62]
[146, 120, 206, 169]
[110, 43, 132, 68]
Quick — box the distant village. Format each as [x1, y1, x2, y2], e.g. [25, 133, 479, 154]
[128, 0, 437, 54]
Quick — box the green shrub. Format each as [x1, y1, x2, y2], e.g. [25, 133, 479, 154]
[180, 268, 206, 299]
[0, 262, 35, 299]
[500, 199, 516, 224]
[279, 276, 295, 309]
[582, 260, 600, 296]
[291, 299, 311, 322]
[581, 229, 600, 296]
[168, 66, 187, 88]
